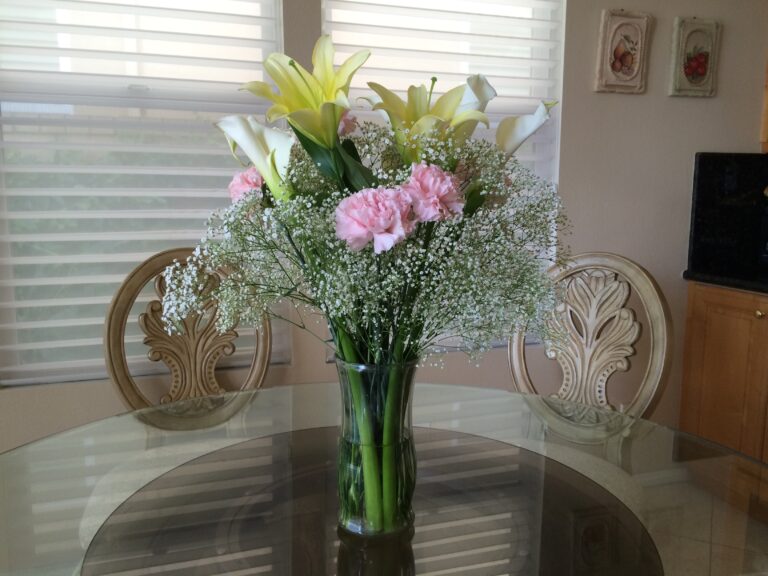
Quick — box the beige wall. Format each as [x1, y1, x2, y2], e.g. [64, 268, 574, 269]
[559, 0, 768, 426]
[1, 0, 767, 451]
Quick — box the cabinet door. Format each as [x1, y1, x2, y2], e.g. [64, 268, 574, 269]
[681, 283, 768, 460]
[764, 398, 768, 463]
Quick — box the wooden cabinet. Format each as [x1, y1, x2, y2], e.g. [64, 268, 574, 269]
[681, 282, 768, 462]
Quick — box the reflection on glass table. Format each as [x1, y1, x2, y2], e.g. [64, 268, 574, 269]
[1, 383, 767, 575]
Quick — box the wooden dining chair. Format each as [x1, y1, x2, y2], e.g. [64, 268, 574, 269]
[509, 252, 671, 428]
[104, 247, 271, 429]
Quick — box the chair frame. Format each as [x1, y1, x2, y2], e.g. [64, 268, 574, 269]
[104, 248, 271, 422]
[509, 252, 671, 419]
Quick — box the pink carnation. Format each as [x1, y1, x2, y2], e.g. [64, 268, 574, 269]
[228, 167, 264, 203]
[401, 162, 463, 222]
[335, 187, 415, 254]
[338, 109, 358, 136]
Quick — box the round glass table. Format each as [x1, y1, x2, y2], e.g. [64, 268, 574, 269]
[1, 383, 767, 576]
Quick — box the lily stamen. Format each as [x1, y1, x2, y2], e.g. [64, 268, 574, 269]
[427, 76, 438, 108]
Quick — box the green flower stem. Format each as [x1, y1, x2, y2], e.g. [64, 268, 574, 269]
[382, 336, 405, 530]
[338, 328, 384, 532]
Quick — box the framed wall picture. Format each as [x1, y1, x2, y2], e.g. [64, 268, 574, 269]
[594, 9, 654, 94]
[669, 17, 721, 97]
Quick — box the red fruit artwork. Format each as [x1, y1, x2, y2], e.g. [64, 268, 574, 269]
[683, 47, 709, 84]
[669, 17, 719, 96]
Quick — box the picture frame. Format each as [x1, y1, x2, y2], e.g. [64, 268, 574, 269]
[669, 17, 721, 97]
[594, 10, 654, 94]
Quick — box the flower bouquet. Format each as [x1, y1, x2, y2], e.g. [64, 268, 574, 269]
[163, 36, 564, 537]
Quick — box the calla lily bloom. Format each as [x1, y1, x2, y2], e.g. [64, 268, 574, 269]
[456, 74, 497, 116]
[216, 115, 294, 202]
[452, 74, 497, 141]
[496, 101, 558, 157]
[367, 76, 491, 162]
[241, 36, 370, 149]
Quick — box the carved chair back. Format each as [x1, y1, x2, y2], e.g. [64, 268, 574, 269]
[509, 252, 671, 420]
[104, 248, 271, 429]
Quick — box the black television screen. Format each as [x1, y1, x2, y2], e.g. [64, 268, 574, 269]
[684, 152, 768, 291]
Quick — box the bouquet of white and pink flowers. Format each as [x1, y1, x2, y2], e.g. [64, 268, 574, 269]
[162, 36, 564, 537]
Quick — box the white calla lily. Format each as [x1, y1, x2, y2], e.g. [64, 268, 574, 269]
[216, 115, 295, 202]
[456, 74, 497, 115]
[452, 74, 497, 141]
[496, 101, 557, 157]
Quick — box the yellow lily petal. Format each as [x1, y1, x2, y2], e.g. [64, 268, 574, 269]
[312, 35, 336, 97]
[288, 102, 343, 149]
[241, 81, 279, 103]
[450, 109, 490, 141]
[268, 149, 285, 197]
[450, 109, 489, 127]
[286, 109, 324, 148]
[430, 84, 466, 120]
[368, 82, 407, 122]
[266, 103, 290, 122]
[320, 102, 343, 146]
[405, 115, 446, 162]
[410, 114, 445, 137]
[333, 48, 371, 94]
[333, 90, 351, 109]
[264, 53, 321, 110]
[406, 84, 429, 122]
[240, 37, 370, 151]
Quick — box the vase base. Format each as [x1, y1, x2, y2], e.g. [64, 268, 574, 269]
[337, 524, 416, 575]
[337, 522, 415, 542]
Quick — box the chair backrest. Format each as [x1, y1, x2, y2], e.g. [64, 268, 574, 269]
[104, 248, 271, 427]
[509, 252, 670, 419]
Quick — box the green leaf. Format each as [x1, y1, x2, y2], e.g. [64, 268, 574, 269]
[335, 140, 377, 191]
[291, 126, 343, 185]
[340, 138, 363, 163]
[463, 180, 486, 216]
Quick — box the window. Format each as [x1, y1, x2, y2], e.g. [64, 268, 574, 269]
[0, 0, 286, 385]
[322, 0, 565, 354]
[323, 0, 564, 181]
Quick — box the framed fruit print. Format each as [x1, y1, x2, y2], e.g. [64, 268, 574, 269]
[594, 10, 654, 94]
[669, 17, 721, 97]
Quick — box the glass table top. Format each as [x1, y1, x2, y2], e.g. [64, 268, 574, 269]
[1, 382, 767, 576]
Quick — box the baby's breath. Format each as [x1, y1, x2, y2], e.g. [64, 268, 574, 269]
[162, 127, 566, 365]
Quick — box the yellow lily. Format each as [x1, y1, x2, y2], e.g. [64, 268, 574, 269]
[367, 75, 492, 162]
[216, 115, 294, 202]
[241, 36, 370, 149]
[496, 101, 558, 157]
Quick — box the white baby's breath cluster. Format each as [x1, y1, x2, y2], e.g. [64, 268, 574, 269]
[162, 126, 565, 364]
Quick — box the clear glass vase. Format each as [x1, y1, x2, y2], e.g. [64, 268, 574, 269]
[336, 358, 417, 536]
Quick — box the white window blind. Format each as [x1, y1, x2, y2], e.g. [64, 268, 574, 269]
[0, 0, 287, 386]
[323, 0, 564, 181]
